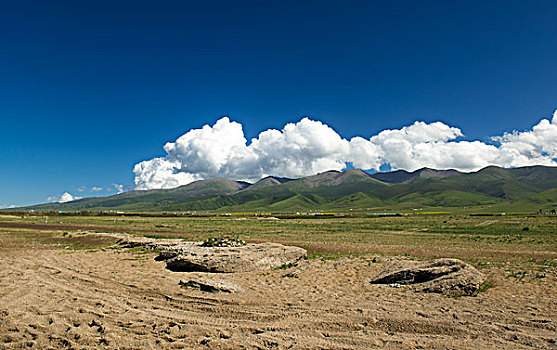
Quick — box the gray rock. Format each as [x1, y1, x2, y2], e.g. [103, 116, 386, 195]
[95, 233, 307, 273]
[162, 242, 307, 273]
[369, 258, 486, 296]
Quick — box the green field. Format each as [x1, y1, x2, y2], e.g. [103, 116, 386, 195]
[1, 212, 555, 267]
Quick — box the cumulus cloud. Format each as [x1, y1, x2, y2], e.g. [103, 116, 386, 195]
[90, 187, 103, 192]
[112, 183, 133, 194]
[77, 186, 86, 192]
[59, 192, 80, 203]
[133, 110, 557, 190]
[492, 113, 557, 168]
[47, 192, 81, 203]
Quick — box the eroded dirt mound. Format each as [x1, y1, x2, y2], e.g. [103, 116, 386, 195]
[370, 258, 486, 296]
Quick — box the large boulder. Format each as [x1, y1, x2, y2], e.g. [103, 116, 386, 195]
[158, 242, 307, 273]
[369, 258, 486, 296]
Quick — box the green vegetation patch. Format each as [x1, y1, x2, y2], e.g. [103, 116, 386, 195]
[202, 234, 247, 247]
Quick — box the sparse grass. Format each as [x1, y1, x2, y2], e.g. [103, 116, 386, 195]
[121, 255, 150, 261]
[365, 257, 382, 264]
[477, 281, 495, 293]
[142, 234, 178, 239]
[274, 262, 298, 270]
[0, 227, 117, 250]
[0, 213, 555, 266]
[202, 234, 246, 247]
[306, 251, 349, 260]
[506, 270, 529, 281]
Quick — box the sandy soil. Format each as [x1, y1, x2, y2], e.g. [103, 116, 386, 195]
[0, 235, 556, 349]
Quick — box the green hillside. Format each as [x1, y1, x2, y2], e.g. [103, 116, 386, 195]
[8, 166, 557, 213]
[326, 192, 383, 209]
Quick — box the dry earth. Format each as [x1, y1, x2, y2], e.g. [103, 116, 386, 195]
[0, 233, 556, 349]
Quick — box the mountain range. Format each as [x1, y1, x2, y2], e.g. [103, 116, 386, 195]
[10, 165, 557, 213]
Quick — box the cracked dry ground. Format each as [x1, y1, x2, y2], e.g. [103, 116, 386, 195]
[0, 234, 555, 349]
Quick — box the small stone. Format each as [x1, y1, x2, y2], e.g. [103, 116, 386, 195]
[219, 330, 231, 339]
[180, 278, 241, 293]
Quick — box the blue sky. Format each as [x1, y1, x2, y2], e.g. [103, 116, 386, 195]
[1, 0, 556, 207]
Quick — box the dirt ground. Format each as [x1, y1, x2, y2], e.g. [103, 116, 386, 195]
[0, 234, 556, 349]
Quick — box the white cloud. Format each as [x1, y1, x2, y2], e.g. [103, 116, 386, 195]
[77, 186, 86, 192]
[133, 109, 557, 189]
[134, 158, 200, 190]
[133, 117, 351, 189]
[47, 192, 82, 203]
[59, 192, 80, 203]
[492, 116, 557, 168]
[90, 187, 103, 192]
[112, 183, 129, 194]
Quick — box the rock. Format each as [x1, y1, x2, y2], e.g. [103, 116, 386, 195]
[369, 258, 485, 296]
[162, 242, 307, 273]
[106, 233, 185, 251]
[91, 232, 307, 273]
[179, 277, 241, 293]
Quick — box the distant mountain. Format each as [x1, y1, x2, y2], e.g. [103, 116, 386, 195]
[370, 167, 461, 184]
[18, 177, 249, 211]
[8, 166, 557, 212]
[244, 176, 294, 191]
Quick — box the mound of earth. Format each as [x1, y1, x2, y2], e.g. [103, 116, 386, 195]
[369, 258, 486, 296]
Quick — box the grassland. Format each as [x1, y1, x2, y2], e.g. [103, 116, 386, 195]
[1, 212, 555, 266]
